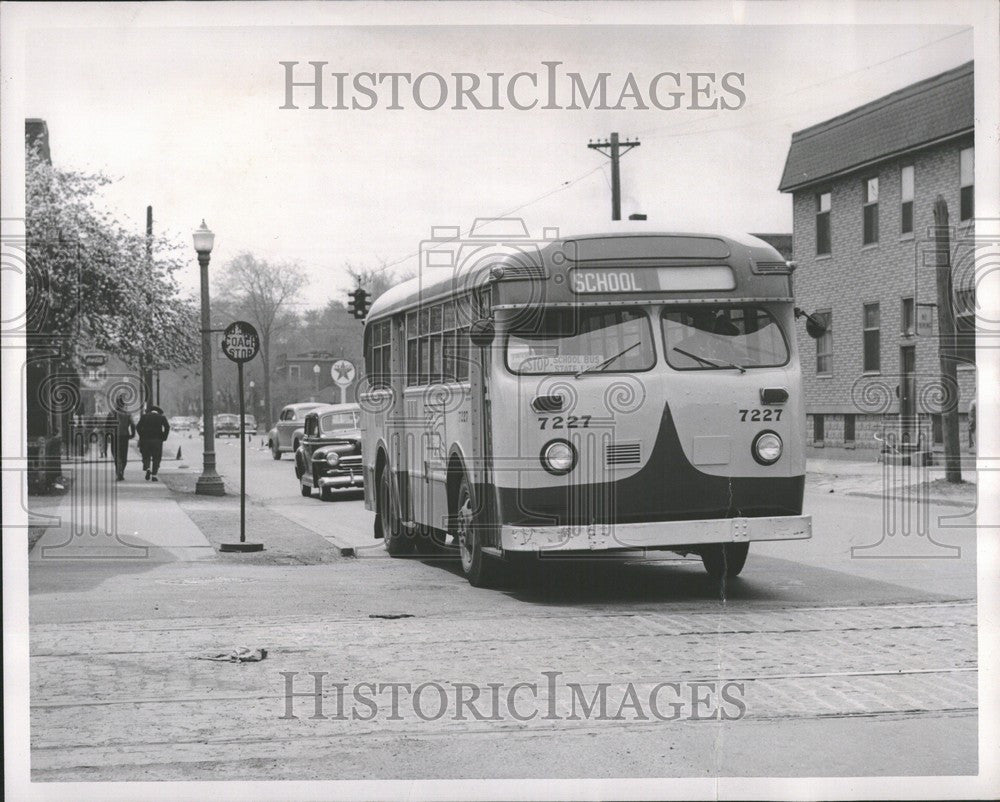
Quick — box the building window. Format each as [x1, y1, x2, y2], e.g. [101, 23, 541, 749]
[815, 310, 832, 375]
[289, 365, 300, 381]
[901, 297, 915, 336]
[815, 192, 831, 256]
[844, 414, 856, 444]
[813, 414, 825, 444]
[863, 302, 880, 372]
[931, 414, 943, 445]
[900, 165, 914, 235]
[960, 147, 974, 221]
[863, 176, 879, 245]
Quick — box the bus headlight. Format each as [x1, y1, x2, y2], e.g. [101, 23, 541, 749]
[541, 439, 577, 475]
[752, 430, 782, 465]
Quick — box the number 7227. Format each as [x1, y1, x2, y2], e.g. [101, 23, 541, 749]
[739, 408, 782, 422]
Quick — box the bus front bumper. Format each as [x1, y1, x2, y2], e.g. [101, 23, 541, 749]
[500, 514, 811, 553]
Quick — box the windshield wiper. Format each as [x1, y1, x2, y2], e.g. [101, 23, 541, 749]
[575, 341, 641, 378]
[672, 346, 746, 374]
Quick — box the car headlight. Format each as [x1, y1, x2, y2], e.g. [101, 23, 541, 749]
[752, 430, 782, 465]
[325, 452, 340, 466]
[540, 439, 577, 475]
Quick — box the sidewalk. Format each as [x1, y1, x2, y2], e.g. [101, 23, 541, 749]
[806, 447, 979, 508]
[28, 447, 215, 563]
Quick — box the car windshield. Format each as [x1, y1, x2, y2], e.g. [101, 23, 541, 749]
[217, 415, 238, 423]
[661, 305, 788, 370]
[320, 411, 359, 431]
[506, 308, 655, 374]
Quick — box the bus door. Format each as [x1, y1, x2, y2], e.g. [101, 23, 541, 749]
[390, 314, 413, 523]
[466, 288, 498, 545]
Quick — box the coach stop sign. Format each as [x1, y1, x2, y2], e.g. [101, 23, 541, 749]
[222, 321, 260, 363]
[219, 320, 262, 553]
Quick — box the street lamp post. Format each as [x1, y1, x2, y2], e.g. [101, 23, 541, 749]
[194, 220, 225, 496]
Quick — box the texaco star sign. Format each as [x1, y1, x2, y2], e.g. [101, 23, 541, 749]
[331, 359, 356, 387]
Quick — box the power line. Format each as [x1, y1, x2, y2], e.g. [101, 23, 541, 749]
[373, 162, 609, 275]
[634, 28, 971, 140]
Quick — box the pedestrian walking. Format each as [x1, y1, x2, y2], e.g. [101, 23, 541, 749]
[105, 396, 135, 481]
[136, 403, 171, 481]
[968, 397, 976, 450]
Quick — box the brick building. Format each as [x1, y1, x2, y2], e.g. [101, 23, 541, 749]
[778, 61, 976, 451]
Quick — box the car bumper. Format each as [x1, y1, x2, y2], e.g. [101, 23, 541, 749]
[500, 514, 811, 553]
[317, 471, 365, 490]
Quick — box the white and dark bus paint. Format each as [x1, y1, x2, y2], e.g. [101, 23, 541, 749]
[360, 229, 824, 587]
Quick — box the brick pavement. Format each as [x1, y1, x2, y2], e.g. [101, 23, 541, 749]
[30, 600, 976, 778]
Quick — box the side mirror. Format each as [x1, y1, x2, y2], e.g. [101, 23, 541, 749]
[805, 315, 827, 339]
[469, 318, 495, 348]
[796, 307, 827, 339]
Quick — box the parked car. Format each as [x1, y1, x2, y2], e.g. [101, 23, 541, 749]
[267, 402, 326, 459]
[215, 413, 241, 437]
[294, 403, 363, 500]
[168, 416, 190, 432]
[241, 414, 257, 435]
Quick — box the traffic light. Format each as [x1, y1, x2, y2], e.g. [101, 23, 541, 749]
[348, 287, 370, 320]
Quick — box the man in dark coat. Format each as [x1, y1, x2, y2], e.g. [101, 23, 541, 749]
[105, 395, 135, 481]
[136, 403, 171, 481]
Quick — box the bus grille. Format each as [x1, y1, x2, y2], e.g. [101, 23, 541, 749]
[605, 441, 641, 467]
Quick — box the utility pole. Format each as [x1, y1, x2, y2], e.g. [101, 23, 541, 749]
[588, 132, 641, 221]
[932, 195, 962, 483]
[142, 205, 155, 409]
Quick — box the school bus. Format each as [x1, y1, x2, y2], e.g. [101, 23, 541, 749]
[360, 222, 816, 586]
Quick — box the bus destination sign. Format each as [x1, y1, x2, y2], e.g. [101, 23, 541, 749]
[222, 321, 261, 363]
[569, 265, 736, 294]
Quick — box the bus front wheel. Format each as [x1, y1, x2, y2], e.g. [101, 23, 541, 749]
[455, 475, 499, 587]
[701, 542, 749, 579]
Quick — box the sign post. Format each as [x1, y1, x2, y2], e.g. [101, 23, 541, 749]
[331, 359, 356, 404]
[220, 321, 263, 552]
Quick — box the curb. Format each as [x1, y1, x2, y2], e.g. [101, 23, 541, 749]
[846, 490, 976, 509]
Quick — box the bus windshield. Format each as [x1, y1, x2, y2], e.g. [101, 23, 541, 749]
[506, 308, 655, 374]
[662, 305, 789, 370]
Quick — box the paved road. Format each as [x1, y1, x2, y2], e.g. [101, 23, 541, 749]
[28, 432, 979, 780]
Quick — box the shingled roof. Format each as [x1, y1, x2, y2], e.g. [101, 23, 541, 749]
[778, 61, 973, 193]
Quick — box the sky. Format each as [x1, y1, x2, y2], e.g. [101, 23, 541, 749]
[25, 20, 972, 308]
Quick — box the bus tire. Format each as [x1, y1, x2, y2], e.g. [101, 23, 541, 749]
[455, 474, 498, 587]
[379, 467, 411, 557]
[701, 542, 749, 579]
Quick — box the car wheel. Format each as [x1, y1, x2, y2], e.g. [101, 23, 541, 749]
[320, 485, 335, 502]
[300, 483, 312, 498]
[454, 474, 499, 587]
[271, 444, 281, 460]
[701, 542, 749, 579]
[379, 468, 411, 556]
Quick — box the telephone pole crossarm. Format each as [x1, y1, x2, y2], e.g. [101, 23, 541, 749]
[587, 132, 641, 222]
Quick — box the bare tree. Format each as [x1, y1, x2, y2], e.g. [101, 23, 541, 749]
[215, 253, 305, 428]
